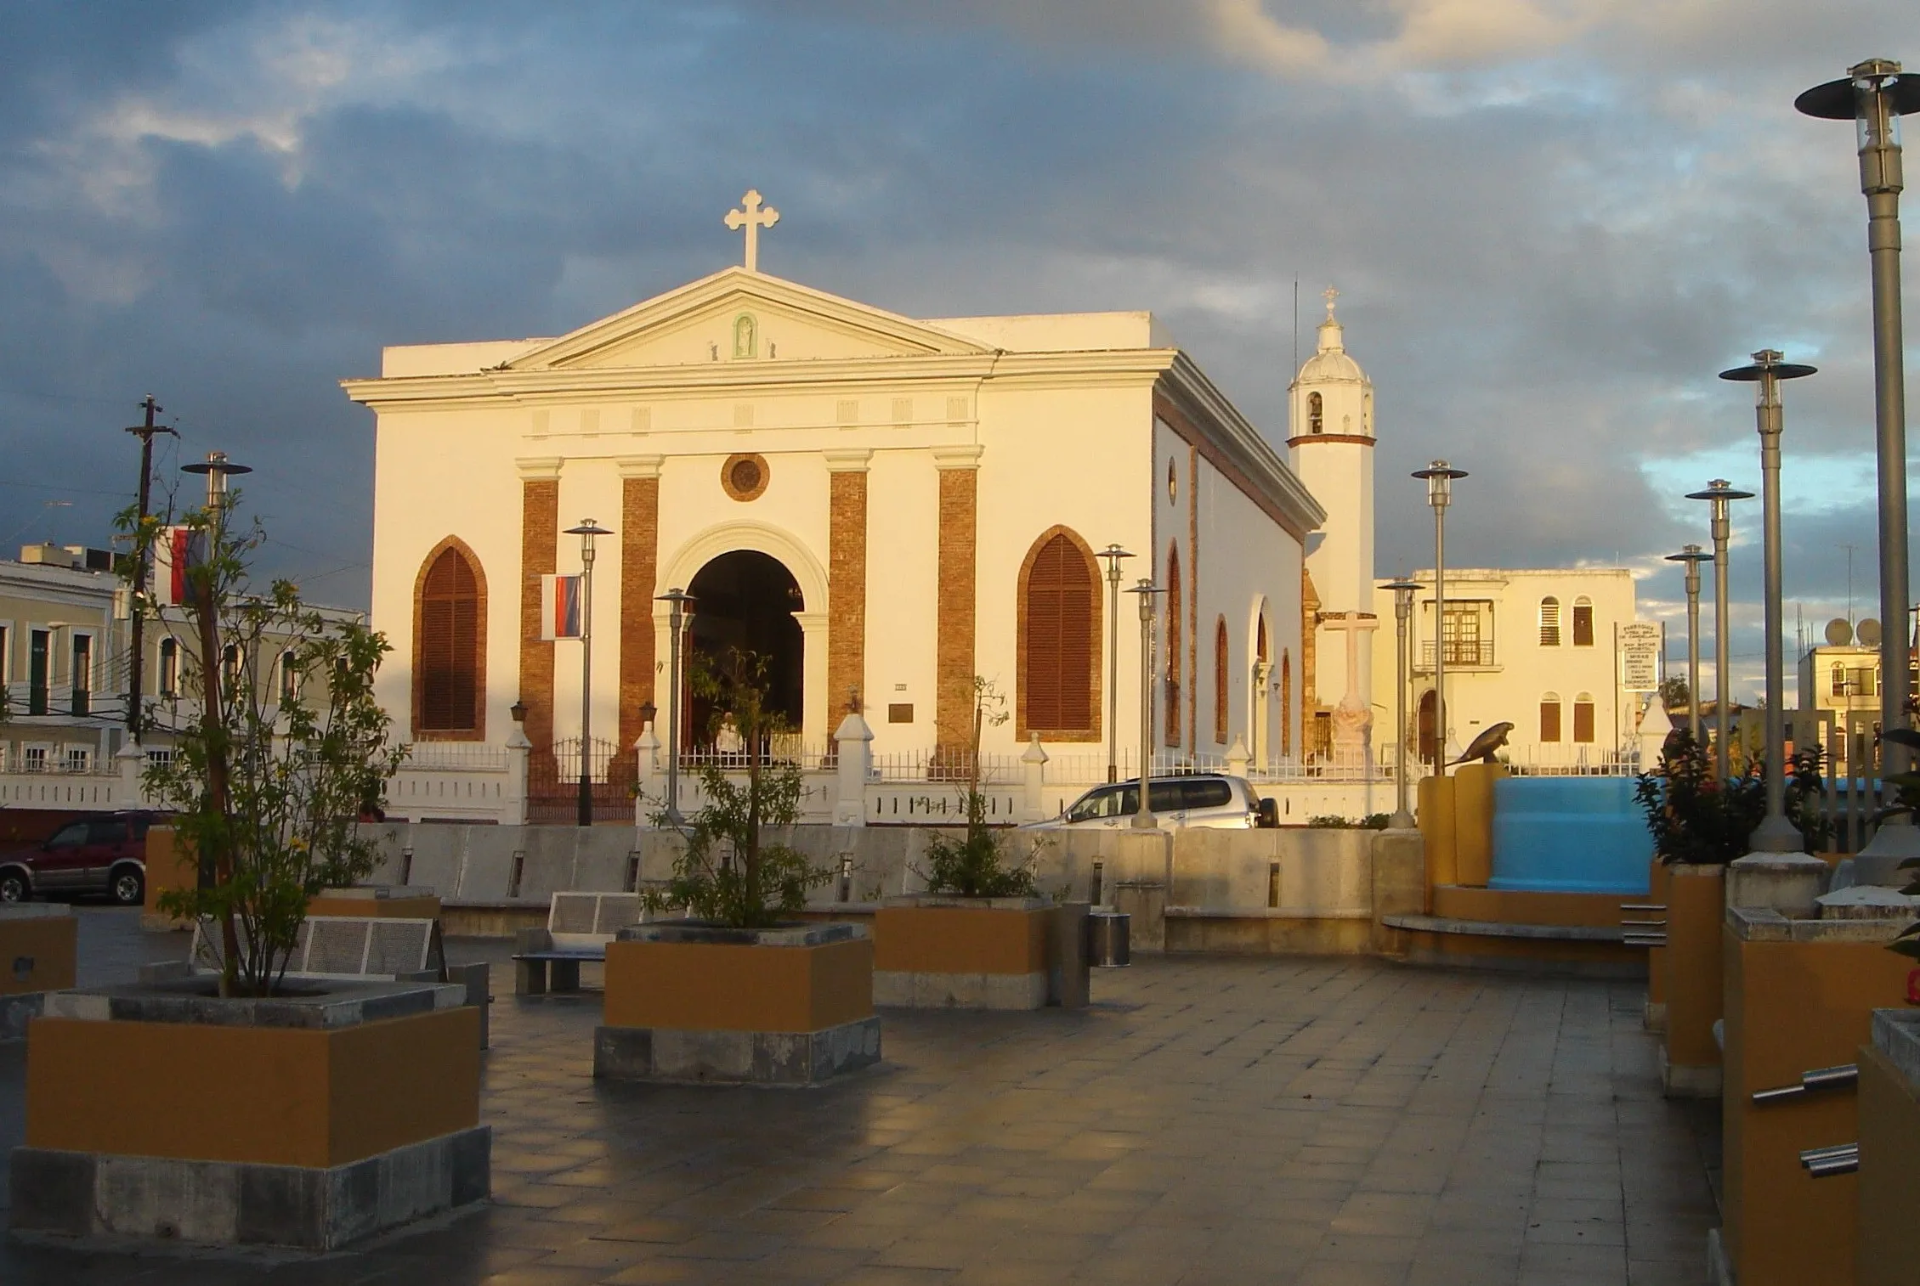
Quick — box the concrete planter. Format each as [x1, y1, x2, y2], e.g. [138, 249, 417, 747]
[595, 920, 879, 1085]
[0, 904, 76, 1041]
[1661, 861, 1725, 1097]
[872, 895, 1053, 1010]
[9, 978, 487, 1250]
[1859, 1009, 1920, 1286]
[1716, 904, 1915, 1286]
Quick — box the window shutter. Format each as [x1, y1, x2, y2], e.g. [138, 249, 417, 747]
[1572, 599, 1594, 647]
[1539, 598, 1561, 647]
[1214, 619, 1229, 745]
[1024, 535, 1094, 733]
[420, 547, 480, 731]
[1573, 698, 1595, 743]
[1540, 699, 1562, 742]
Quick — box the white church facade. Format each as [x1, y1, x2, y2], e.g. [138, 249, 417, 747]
[343, 199, 1327, 815]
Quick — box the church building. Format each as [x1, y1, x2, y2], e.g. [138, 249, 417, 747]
[343, 194, 1328, 805]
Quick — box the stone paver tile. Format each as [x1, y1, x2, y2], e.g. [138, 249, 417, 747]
[1295, 1259, 1412, 1285]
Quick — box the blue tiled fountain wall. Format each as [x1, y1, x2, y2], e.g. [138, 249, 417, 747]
[1489, 776, 1651, 893]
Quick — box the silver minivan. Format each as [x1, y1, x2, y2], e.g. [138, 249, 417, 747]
[1025, 774, 1274, 830]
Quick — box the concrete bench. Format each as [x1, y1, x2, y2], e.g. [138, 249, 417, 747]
[514, 892, 645, 995]
[168, 915, 491, 1047]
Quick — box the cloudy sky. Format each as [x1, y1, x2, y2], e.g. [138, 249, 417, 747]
[0, 1, 1912, 702]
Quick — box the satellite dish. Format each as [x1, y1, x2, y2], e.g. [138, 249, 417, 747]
[1825, 618, 1854, 647]
[1859, 618, 1883, 647]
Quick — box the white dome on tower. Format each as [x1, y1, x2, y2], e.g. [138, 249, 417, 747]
[1295, 313, 1366, 385]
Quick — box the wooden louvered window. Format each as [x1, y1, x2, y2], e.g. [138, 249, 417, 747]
[1020, 531, 1097, 737]
[1573, 694, 1596, 743]
[414, 542, 486, 738]
[1214, 617, 1229, 745]
[1540, 693, 1562, 743]
[1166, 546, 1182, 746]
[1572, 597, 1595, 647]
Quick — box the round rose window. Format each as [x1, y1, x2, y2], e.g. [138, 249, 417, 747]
[722, 453, 770, 502]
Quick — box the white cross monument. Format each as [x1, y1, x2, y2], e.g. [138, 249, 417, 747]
[1321, 610, 1378, 767]
[725, 189, 780, 273]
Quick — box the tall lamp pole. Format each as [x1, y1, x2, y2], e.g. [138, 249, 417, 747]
[1721, 351, 1817, 850]
[656, 587, 695, 827]
[563, 520, 611, 828]
[1798, 59, 1920, 855]
[1412, 462, 1467, 774]
[1686, 481, 1753, 782]
[179, 452, 250, 904]
[1382, 578, 1421, 827]
[1664, 545, 1713, 748]
[124, 396, 176, 740]
[1126, 578, 1165, 829]
[1096, 544, 1134, 783]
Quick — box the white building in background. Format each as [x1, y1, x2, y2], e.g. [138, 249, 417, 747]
[1797, 641, 1884, 774]
[1371, 567, 1642, 770]
[342, 195, 1325, 820]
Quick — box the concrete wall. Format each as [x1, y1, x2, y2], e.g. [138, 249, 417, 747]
[362, 821, 1420, 956]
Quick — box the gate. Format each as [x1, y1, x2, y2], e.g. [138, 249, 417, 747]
[528, 736, 632, 824]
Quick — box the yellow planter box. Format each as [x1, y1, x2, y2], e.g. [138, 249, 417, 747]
[1661, 862, 1724, 1096]
[0, 906, 76, 998]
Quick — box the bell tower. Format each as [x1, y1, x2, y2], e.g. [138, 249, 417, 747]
[1289, 288, 1376, 761]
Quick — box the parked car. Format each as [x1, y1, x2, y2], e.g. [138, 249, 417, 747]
[0, 811, 166, 905]
[1024, 774, 1277, 830]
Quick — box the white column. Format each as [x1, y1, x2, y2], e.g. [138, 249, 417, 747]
[633, 722, 661, 828]
[504, 725, 531, 827]
[795, 610, 830, 749]
[115, 742, 145, 809]
[832, 710, 873, 826]
[1020, 733, 1049, 823]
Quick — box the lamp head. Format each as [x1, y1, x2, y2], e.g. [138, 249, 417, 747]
[1096, 544, 1135, 584]
[1412, 460, 1467, 509]
[1719, 349, 1817, 406]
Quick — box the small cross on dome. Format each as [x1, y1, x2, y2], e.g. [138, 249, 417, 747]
[726, 189, 780, 273]
[1323, 285, 1339, 320]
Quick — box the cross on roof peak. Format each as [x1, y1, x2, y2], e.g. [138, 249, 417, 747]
[725, 189, 780, 273]
[1323, 285, 1339, 320]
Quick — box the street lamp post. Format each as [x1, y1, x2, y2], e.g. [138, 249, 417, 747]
[1664, 545, 1714, 748]
[1125, 578, 1165, 829]
[562, 520, 611, 828]
[1411, 462, 1467, 775]
[1721, 351, 1817, 851]
[1382, 578, 1421, 827]
[655, 587, 696, 827]
[1095, 544, 1134, 783]
[1798, 59, 1920, 856]
[1686, 481, 1754, 783]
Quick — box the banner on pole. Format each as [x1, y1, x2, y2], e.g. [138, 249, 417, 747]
[541, 574, 584, 639]
[150, 526, 203, 607]
[1620, 621, 1662, 692]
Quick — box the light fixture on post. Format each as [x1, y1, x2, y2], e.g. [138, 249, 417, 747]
[563, 520, 611, 828]
[1798, 59, 1920, 862]
[1125, 578, 1165, 829]
[655, 587, 696, 827]
[1663, 546, 1713, 749]
[1721, 350, 1817, 852]
[1411, 461, 1467, 774]
[1095, 544, 1134, 783]
[1686, 480, 1753, 783]
[180, 450, 252, 516]
[1381, 578, 1421, 828]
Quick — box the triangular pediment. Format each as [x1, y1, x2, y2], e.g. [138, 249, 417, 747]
[507, 268, 989, 371]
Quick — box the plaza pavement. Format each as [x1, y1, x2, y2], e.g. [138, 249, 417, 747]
[0, 908, 1718, 1285]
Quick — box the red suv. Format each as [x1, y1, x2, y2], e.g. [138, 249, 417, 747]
[0, 812, 164, 906]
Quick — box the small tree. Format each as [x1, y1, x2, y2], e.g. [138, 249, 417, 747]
[646, 649, 828, 927]
[1634, 728, 1829, 865]
[919, 677, 1036, 898]
[124, 496, 403, 997]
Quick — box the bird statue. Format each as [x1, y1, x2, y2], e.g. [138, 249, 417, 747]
[1449, 721, 1513, 766]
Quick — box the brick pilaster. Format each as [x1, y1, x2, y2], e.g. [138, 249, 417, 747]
[825, 450, 872, 728]
[617, 456, 663, 763]
[1188, 443, 1199, 751]
[932, 446, 983, 757]
[517, 459, 562, 771]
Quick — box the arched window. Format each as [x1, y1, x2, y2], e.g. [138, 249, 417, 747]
[1573, 692, 1596, 743]
[414, 539, 487, 738]
[279, 650, 299, 705]
[158, 637, 179, 698]
[1018, 528, 1099, 740]
[1540, 692, 1563, 742]
[1214, 617, 1230, 745]
[1308, 391, 1324, 435]
[1280, 650, 1292, 757]
[1832, 663, 1846, 697]
[1539, 596, 1561, 647]
[1572, 596, 1595, 647]
[1165, 545, 1182, 746]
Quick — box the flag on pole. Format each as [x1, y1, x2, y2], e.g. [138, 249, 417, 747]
[150, 526, 203, 607]
[542, 574, 584, 639]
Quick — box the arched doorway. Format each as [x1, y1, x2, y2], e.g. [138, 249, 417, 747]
[685, 550, 805, 749]
[1418, 689, 1438, 764]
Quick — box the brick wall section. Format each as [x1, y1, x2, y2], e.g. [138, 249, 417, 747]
[934, 452, 981, 755]
[827, 456, 870, 726]
[518, 475, 559, 771]
[618, 470, 660, 758]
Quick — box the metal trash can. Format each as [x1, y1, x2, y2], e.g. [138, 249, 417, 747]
[1087, 910, 1130, 968]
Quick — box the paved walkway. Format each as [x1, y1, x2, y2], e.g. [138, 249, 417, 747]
[0, 910, 1717, 1285]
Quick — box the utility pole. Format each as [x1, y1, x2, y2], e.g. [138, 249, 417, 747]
[124, 396, 176, 740]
